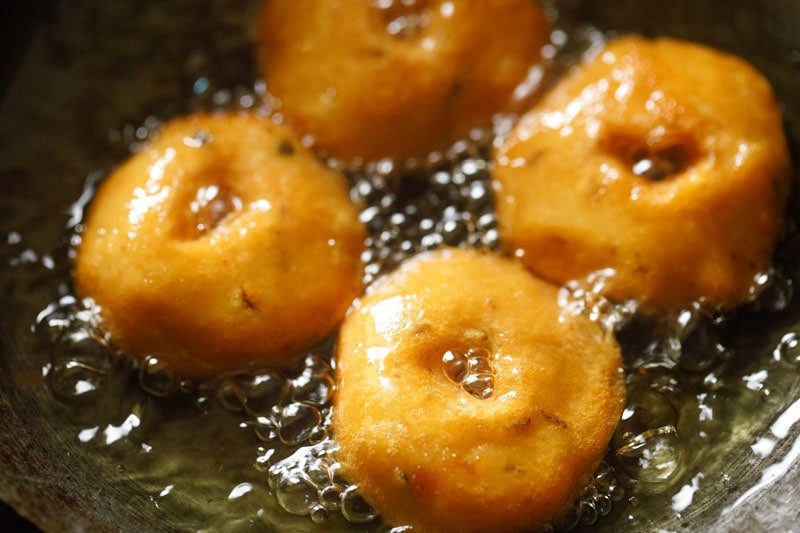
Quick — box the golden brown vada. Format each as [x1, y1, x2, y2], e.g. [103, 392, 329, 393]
[258, 0, 550, 164]
[493, 36, 791, 311]
[74, 112, 365, 377]
[333, 248, 625, 531]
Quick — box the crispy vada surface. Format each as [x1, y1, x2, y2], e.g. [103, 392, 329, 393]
[74, 112, 365, 377]
[493, 36, 791, 311]
[258, 0, 550, 164]
[333, 248, 625, 532]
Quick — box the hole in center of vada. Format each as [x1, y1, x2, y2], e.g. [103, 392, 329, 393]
[442, 347, 495, 399]
[373, 0, 432, 38]
[180, 183, 243, 239]
[603, 133, 697, 182]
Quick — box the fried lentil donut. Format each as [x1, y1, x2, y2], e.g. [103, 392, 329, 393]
[333, 248, 625, 532]
[493, 36, 791, 312]
[74, 112, 365, 377]
[258, 0, 550, 164]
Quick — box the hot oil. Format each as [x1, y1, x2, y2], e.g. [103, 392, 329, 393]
[3, 0, 800, 531]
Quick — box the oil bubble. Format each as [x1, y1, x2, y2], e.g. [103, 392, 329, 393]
[665, 308, 726, 372]
[216, 378, 246, 413]
[558, 462, 623, 529]
[340, 485, 378, 524]
[50, 327, 111, 366]
[438, 217, 470, 246]
[442, 350, 468, 383]
[579, 500, 598, 525]
[34, 295, 80, 346]
[774, 331, 800, 365]
[594, 493, 613, 516]
[139, 356, 180, 397]
[272, 473, 317, 516]
[278, 404, 322, 446]
[441, 347, 494, 399]
[613, 387, 679, 449]
[748, 269, 793, 313]
[318, 484, 343, 512]
[615, 425, 683, 485]
[466, 347, 492, 374]
[307, 425, 330, 445]
[558, 269, 635, 334]
[251, 416, 278, 443]
[292, 373, 334, 407]
[240, 373, 289, 416]
[269, 440, 340, 518]
[462, 374, 494, 400]
[309, 505, 328, 524]
[48, 360, 107, 402]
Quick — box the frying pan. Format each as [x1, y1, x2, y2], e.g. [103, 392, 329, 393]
[2, 0, 800, 531]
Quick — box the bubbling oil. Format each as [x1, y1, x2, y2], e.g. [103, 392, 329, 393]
[442, 347, 496, 400]
[5, 0, 800, 531]
[30, 118, 628, 530]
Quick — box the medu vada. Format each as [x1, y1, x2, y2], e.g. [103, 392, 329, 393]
[258, 0, 550, 164]
[74, 112, 365, 377]
[333, 247, 625, 531]
[493, 36, 791, 312]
